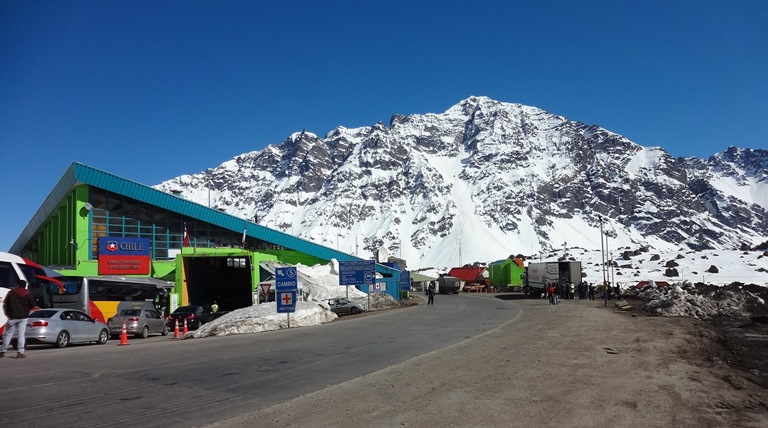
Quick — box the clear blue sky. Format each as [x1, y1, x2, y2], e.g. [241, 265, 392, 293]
[1, 1, 766, 252]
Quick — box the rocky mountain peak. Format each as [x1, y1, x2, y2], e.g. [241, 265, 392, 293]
[155, 97, 768, 269]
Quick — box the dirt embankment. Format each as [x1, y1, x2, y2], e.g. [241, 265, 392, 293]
[216, 295, 768, 428]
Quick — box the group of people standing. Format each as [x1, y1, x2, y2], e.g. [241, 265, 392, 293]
[546, 281, 602, 304]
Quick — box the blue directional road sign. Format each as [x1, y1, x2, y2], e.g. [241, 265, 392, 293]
[339, 260, 376, 285]
[275, 267, 297, 291]
[277, 291, 297, 313]
[400, 271, 411, 291]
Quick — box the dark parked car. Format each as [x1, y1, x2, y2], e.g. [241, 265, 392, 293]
[167, 305, 212, 330]
[326, 298, 365, 315]
[25, 308, 109, 348]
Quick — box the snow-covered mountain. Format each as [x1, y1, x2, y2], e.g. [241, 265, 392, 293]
[155, 96, 768, 269]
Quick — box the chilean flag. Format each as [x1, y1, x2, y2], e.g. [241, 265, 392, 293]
[183, 223, 190, 247]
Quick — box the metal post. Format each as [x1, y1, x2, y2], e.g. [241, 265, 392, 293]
[605, 228, 610, 293]
[599, 217, 606, 289]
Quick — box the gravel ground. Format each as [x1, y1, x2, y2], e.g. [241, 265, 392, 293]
[215, 294, 768, 428]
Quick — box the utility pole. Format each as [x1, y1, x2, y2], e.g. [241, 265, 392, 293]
[599, 216, 607, 289]
[458, 237, 462, 267]
[605, 227, 610, 288]
[205, 173, 213, 208]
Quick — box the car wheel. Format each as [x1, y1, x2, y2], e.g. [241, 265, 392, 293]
[137, 325, 149, 339]
[56, 330, 70, 348]
[350, 307, 360, 315]
[161, 324, 169, 336]
[97, 329, 109, 344]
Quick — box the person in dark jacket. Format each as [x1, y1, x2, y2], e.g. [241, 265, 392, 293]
[1, 279, 37, 358]
[426, 284, 435, 305]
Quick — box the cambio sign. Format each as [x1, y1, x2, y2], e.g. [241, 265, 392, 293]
[98, 237, 151, 275]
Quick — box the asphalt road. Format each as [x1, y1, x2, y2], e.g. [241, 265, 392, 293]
[0, 292, 519, 428]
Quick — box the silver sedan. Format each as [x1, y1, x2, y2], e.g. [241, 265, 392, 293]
[25, 308, 110, 348]
[107, 307, 169, 339]
[327, 298, 365, 315]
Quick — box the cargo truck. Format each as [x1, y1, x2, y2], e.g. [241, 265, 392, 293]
[522, 261, 583, 296]
[436, 275, 461, 294]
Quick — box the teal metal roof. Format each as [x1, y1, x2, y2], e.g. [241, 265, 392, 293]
[11, 162, 398, 278]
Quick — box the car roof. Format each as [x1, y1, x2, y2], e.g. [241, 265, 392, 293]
[31, 308, 83, 314]
[29, 308, 87, 317]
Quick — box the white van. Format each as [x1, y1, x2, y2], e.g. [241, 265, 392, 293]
[0, 251, 63, 335]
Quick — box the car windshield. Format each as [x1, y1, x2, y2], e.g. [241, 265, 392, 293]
[173, 306, 196, 313]
[29, 310, 57, 318]
[118, 309, 141, 316]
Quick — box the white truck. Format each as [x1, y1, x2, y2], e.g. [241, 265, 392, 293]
[523, 261, 583, 296]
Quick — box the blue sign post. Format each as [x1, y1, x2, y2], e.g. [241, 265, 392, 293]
[339, 260, 375, 285]
[276, 291, 297, 313]
[275, 267, 298, 291]
[275, 267, 298, 326]
[400, 270, 411, 292]
[339, 260, 376, 309]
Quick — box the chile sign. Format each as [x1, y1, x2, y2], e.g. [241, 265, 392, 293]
[98, 237, 150, 275]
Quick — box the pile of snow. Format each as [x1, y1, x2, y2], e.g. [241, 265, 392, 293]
[618, 282, 768, 319]
[296, 262, 367, 301]
[188, 301, 337, 338]
[551, 246, 768, 319]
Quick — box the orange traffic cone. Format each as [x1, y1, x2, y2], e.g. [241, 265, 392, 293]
[182, 318, 188, 335]
[173, 319, 180, 339]
[118, 321, 129, 346]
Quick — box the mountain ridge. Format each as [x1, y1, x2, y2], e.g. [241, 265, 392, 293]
[155, 96, 768, 269]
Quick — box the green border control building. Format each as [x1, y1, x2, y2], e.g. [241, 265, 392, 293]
[9, 162, 401, 310]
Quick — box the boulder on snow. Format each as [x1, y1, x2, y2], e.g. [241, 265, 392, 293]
[706, 265, 719, 273]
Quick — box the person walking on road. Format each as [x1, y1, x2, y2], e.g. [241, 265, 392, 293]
[426, 284, 435, 305]
[0, 279, 37, 359]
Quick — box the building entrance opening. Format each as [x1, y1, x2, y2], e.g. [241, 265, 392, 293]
[186, 256, 253, 312]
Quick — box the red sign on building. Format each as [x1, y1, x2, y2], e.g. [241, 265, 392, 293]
[98, 237, 151, 275]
